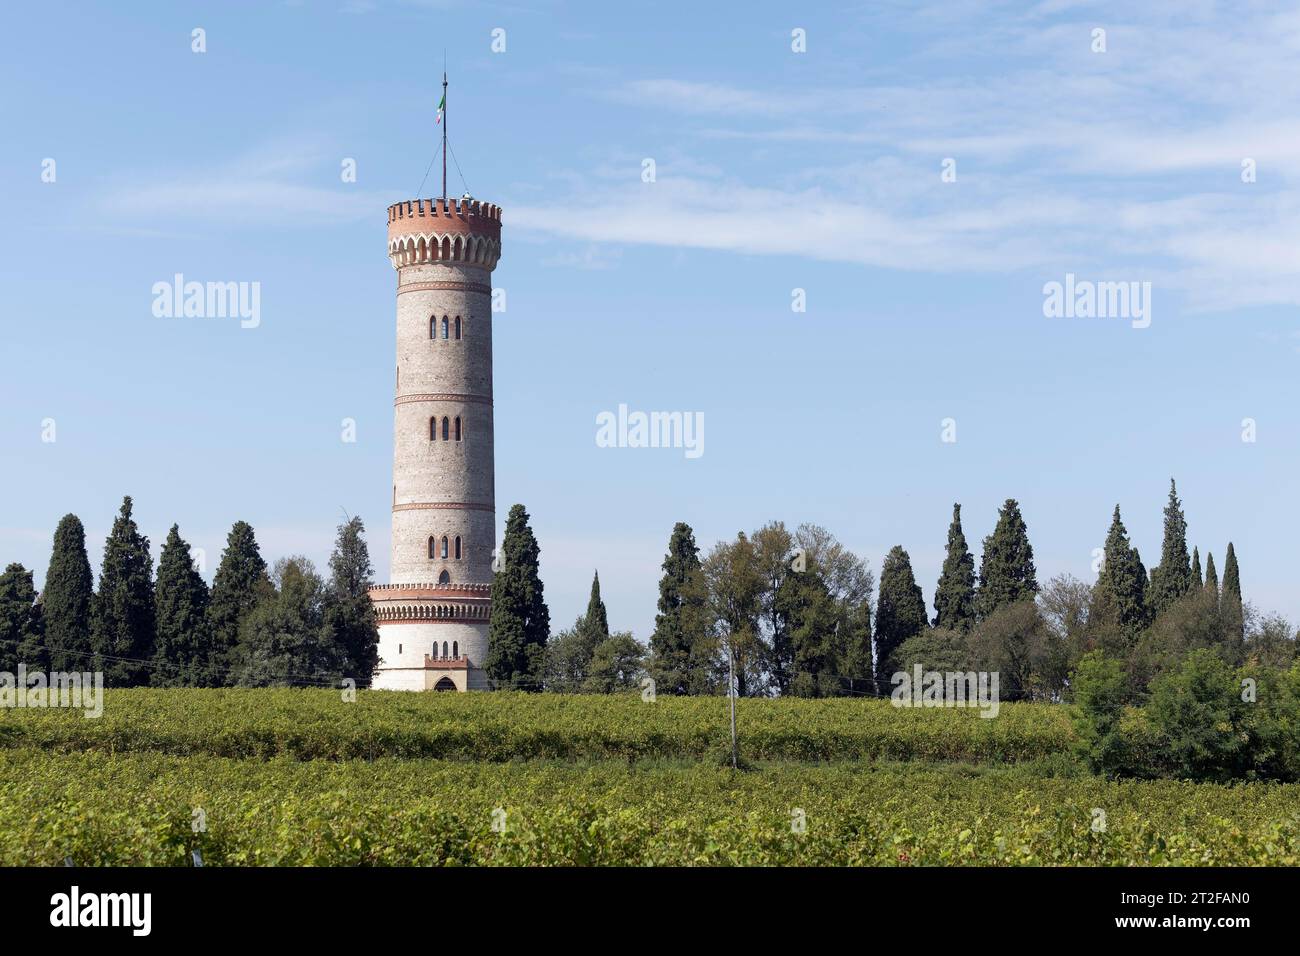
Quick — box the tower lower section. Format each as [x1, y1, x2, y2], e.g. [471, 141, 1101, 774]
[369, 583, 491, 691]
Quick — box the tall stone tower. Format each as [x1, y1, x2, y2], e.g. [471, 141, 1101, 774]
[369, 196, 502, 691]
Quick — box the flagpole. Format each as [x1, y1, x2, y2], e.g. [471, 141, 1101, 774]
[441, 70, 448, 200]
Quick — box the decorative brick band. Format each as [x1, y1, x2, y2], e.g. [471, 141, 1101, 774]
[397, 280, 493, 295]
[374, 603, 491, 623]
[395, 392, 493, 407]
[392, 502, 495, 513]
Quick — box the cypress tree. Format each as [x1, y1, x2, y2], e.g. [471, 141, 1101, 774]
[42, 514, 94, 672]
[648, 522, 709, 695]
[485, 504, 550, 689]
[1148, 478, 1192, 615]
[933, 503, 976, 631]
[323, 516, 380, 684]
[975, 499, 1038, 620]
[576, 570, 610, 662]
[1222, 542, 1243, 641]
[207, 521, 273, 686]
[1097, 505, 1149, 635]
[0, 563, 45, 672]
[1190, 547, 1202, 589]
[152, 525, 211, 686]
[91, 496, 156, 686]
[874, 545, 927, 687]
[783, 566, 840, 697]
[1204, 551, 1219, 595]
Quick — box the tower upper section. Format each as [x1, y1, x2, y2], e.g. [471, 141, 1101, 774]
[387, 197, 503, 272]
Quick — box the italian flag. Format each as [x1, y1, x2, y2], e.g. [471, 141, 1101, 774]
[436, 93, 445, 125]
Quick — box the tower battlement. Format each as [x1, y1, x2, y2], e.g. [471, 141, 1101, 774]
[387, 197, 502, 270]
[387, 197, 502, 225]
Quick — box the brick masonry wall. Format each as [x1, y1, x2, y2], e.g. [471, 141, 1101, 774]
[373, 224, 499, 691]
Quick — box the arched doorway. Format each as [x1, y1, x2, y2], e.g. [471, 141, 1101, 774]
[433, 676, 457, 692]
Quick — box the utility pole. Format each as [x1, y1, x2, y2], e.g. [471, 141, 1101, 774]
[728, 637, 737, 769]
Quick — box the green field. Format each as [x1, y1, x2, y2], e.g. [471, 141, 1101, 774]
[3, 690, 1296, 865]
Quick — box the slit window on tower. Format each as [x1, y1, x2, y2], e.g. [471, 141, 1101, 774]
[454, 536, 461, 559]
[441, 316, 449, 339]
[453, 641, 458, 657]
[428, 537, 435, 559]
[440, 536, 448, 559]
[454, 316, 461, 339]
[430, 316, 436, 339]
[441, 417, 449, 440]
[454, 416, 462, 441]
[443, 641, 449, 657]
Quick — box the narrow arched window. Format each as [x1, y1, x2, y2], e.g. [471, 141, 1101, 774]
[428, 536, 436, 559]
[454, 536, 461, 559]
[441, 417, 449, 440]
[430, 417, 437, 440]
[454, 316, 462, 339]
[454, 416, 462, 441]
[440, 536, 448, 559]
[453, 641, 458, 658]
[441, 316, 449, 339]
[438, 569, 450, 584]
[430, 316, 436, 339]
[442, 641, 449, 658]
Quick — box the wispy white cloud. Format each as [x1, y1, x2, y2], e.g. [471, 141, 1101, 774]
[99, 135, 387, 227]
[541, 3, 1300, 309]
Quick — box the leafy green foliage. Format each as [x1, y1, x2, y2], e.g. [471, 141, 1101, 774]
[1070, 651, 1131, 775]
[1147, 649, 1250, 782]
[2, 749, 1299, 866]
[236, 558, 343, 687]
[0, 688, 1075, 763]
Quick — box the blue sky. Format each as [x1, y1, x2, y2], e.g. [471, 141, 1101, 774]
[3, 0, 1298, 639]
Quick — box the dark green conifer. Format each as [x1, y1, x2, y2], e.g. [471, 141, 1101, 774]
[1148, 479, 1192, 615]
[485, 504, 550, 689]
[91, 496, 156, 686]
[152, 524, 211, 686]
[42, 515, 94, 672]
[874, 545, 927, 686]
[975, 499, 1038, 620]
[933, 503, 976, 632]
[648, 522, 710, 695]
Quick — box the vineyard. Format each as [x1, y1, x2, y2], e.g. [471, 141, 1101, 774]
[3, 689, 1296, 865]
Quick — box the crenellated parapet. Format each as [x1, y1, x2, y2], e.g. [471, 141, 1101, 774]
[387, 197, 502, 271]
